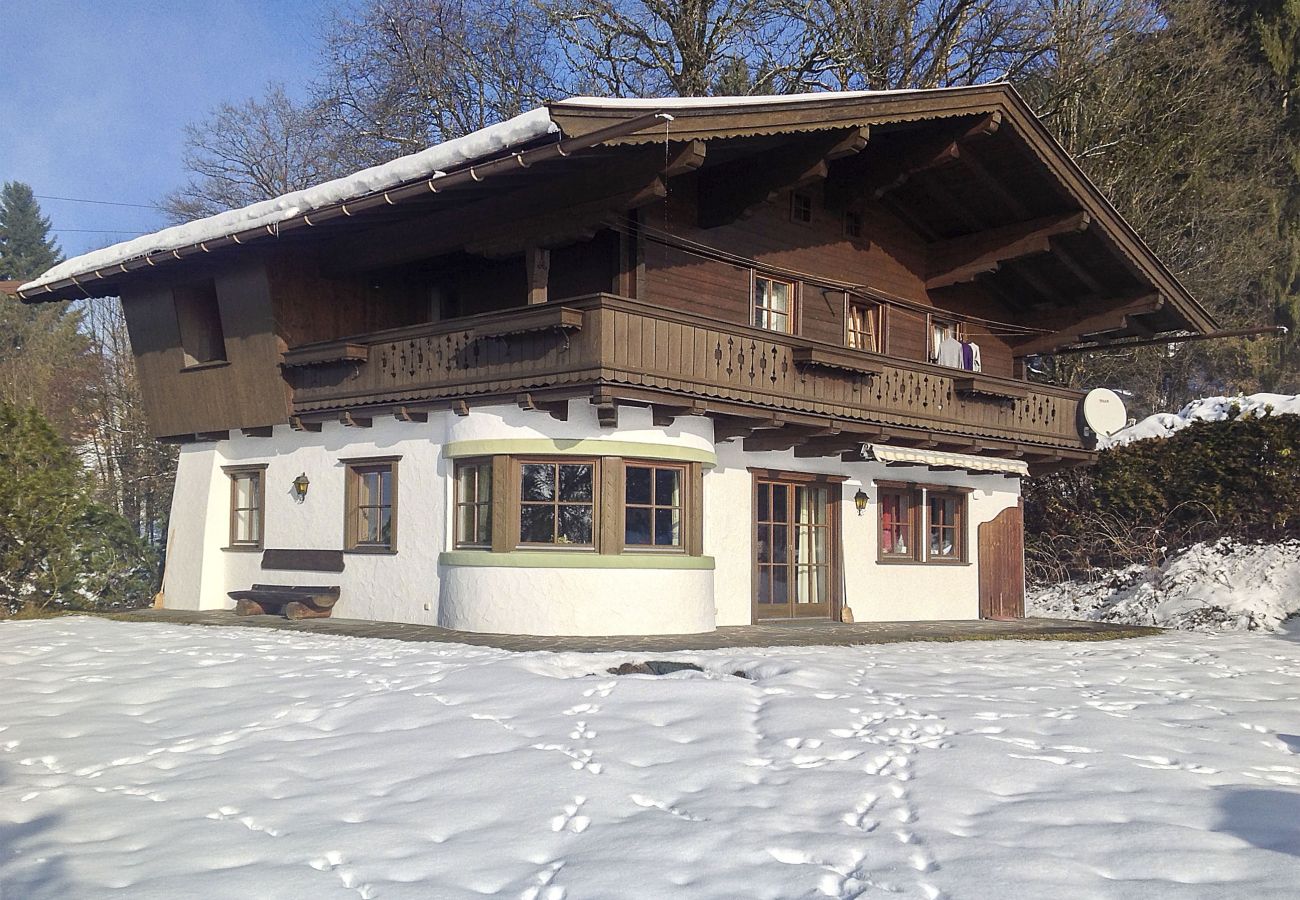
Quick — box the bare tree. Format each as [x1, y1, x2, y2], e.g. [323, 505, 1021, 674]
[320, 0, 557, 165]
[163, 84, 345, 221]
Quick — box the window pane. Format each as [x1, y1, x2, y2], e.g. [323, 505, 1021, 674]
[654, 508, 680, 546]
[625, 466, 652, 505]
[558, 504, 594, 544]
[521, 464, 555, 501]
[457, 465, 476, 500]
[655, 468, 681, 507]
[625, 507, 652, 545]
[379, 471, 392, 507]
[476, 504, 491, 542]
[249, 510, 261, 543]
[378, 508, 392, 545]
[758, 571, 771, 604]
[457, 504, 477, 544]
[772, 526, 788, 563]
[359, 507, 378, 543]
[771, 485, 788, 522]
[772, 566, 789, 603]
[233, 474, 253, 508]
[558, 464, 593, 502]
[520, 504, 554, 543]
[768, 281, 790, 313]
[477, 463, 491, 502]
[757, 484, 770, 522]
[233, 509, 251, 542]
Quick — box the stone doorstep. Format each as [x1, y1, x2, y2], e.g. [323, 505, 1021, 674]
[107, 609, 1161, 653]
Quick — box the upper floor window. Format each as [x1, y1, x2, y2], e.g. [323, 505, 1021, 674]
[454, 459, 492, 548]
[624, 463, 684, 549]
[225, 465, 265, 549]
[848, 301, 884, 354]
[753, 275, 795, 334]
[173, 279, 227, 367]
[843, 209, 863, 239]
[790, 191, 813, 224]
[520, 460, 595, 547]
[345, 458, 398, 552]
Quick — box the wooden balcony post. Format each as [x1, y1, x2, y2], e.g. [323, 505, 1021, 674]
[526, 247, 550, 305]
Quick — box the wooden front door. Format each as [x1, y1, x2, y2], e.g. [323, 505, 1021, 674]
[978, 502, 1025, 618]
[754, 477, 837, 620]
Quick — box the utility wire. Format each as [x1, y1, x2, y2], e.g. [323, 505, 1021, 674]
[35, 194, 165, 211]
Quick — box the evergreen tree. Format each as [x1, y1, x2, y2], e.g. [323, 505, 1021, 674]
[0, 181, 61, 280]
[0, 401, 153, 617]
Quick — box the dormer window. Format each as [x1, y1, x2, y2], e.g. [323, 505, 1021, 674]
[843, 209, 863, 239]
[752, 275, 795, 334]
[173, 279, 226, 367]
[790, 192, 813, 224]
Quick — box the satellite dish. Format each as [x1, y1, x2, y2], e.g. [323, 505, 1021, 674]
[1082, 388, 1127, 437]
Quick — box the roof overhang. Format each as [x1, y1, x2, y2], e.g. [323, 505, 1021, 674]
[863, 443, 1030, 476]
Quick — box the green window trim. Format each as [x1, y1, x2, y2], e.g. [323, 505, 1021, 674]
[439, 550, 715, 570]
[444, 438, 715, 469]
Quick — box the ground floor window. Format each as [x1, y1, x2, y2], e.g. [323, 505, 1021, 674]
[345, 457, 399, 552]
[224, 465, 266, 549]
[452, 455, 702, 555]
[876, 481, 969, 564]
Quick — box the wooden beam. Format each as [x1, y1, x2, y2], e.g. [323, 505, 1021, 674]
[652, 401, 707, 426]
[394, 406, 429, 423]
[926, 212, 1091, 290]
[289, 417, 322, 433]
[329, 143, 691, 271]
[525, 247, 550, 305]
[744, 425, 843, 454]
[1012, 293, 1164, 357]
[240, 426, 274, 438]
[697, 127, 870, 228]
[517, 392, 568, 421]
[713, 413, 787, 442]
[866, 113, 1001, 200]
[339, 411, 372, 428]
[452, 400, 470, 417]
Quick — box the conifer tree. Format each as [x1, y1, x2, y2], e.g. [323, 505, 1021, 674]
[0, 181, 61, 280]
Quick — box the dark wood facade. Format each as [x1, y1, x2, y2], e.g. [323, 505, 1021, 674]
[22, 87, 1214, 467]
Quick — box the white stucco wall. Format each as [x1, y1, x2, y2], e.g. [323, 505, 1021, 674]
[160, 401, 718, 633]
[707, 441, 1021, 625]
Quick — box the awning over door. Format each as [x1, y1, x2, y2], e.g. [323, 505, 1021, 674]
[862, 444, 1030, 476]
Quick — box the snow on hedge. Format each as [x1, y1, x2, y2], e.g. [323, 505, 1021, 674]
[19, 108, 557, 294]
[1100, 392, 1300, 448]
[1030, 538, 1300, 631]
[3, 617, 1300, 898]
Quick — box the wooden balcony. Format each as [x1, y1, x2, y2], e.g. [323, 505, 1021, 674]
[283, 294, 1091, 459]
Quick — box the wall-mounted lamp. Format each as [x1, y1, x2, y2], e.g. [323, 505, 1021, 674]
[292, 473, 310, 502]
[853, 488, 868, 516]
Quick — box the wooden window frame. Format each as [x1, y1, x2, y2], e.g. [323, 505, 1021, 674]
[173, 278, 228, 369]
[874, 481, 970, 565]
[453, 458, 493, 549]
[843, 208, 863, 240]
[790, 190, 813, 224]
[751, 272, 798, 335]
[515, 456, 601, 550]
[343, 456, 400, 554]
[748, 469, 845, 622]
[621, 461, 689, 553]
[223, 464, 266, 551]
[846, 298, 886, 354]
[927, 314, 966, 364]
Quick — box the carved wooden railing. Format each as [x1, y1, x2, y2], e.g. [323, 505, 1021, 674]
[284, 293, 1086, 450]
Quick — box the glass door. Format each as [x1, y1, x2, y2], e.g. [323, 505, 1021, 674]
[754, 478, 836, 620]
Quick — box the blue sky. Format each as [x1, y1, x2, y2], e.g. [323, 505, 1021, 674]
[1, 0, 329, 258]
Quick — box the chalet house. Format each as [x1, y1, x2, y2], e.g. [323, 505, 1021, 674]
[19, 86, 1212, 635]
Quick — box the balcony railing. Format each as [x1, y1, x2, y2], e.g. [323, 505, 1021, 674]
[283, 293, 1087, 451]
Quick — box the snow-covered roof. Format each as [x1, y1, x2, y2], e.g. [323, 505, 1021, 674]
[1100, 393, 1300, 448]
[16, 87, 983, 298]
[19, 107, 559, 295]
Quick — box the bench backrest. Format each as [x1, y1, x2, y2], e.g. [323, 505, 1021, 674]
[261, 549, 345, 573]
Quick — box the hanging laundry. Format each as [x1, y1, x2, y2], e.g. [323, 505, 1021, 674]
[937, 335, 964, 368]
[969, 342, 982, 373]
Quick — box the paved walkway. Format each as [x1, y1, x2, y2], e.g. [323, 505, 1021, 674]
[110, 608, 1160, 653]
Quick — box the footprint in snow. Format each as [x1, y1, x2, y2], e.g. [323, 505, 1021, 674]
[520, 860, 566, 900]
[551, 797, 591, 834]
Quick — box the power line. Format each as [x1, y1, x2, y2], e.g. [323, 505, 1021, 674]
[51, 228, 148, 235]
[35, 194, 165, 211]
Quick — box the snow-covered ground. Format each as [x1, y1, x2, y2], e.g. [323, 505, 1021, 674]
[1100, 392, 1300, 448]
[2, 619, 1298, 898]
[1030, 539, 1300, 632]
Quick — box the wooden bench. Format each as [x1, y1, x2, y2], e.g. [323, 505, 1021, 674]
[229, 584, 340, 620]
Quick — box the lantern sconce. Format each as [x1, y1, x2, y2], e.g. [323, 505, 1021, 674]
[292, 473, 310, 503]
[853, 488, 868, 516]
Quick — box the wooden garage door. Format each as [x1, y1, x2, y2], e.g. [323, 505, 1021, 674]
[978, 501, 1025, 619]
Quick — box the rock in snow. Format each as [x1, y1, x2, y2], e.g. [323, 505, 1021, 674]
[1100, 392, 1300, 448]
[1, 617, 1299, 898]
[1029, 539, 1300, 632]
